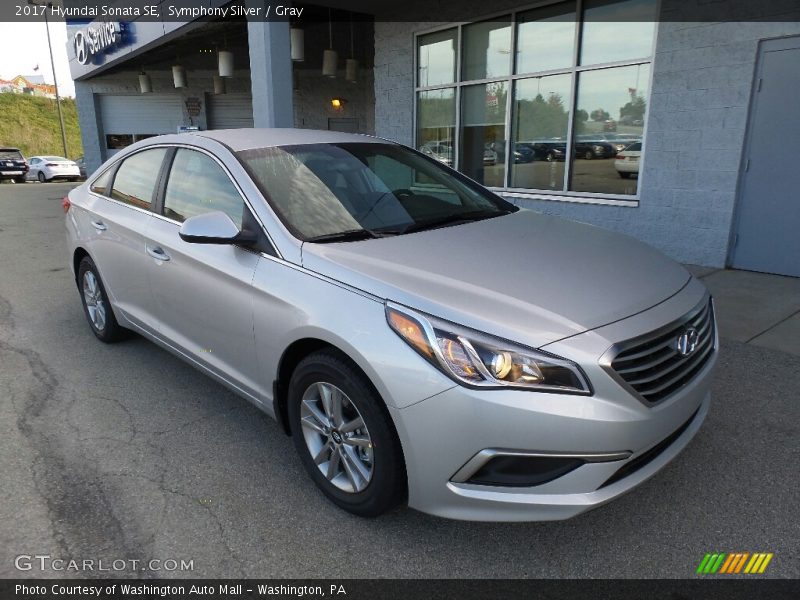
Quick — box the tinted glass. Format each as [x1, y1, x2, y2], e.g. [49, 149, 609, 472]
[516, 2, 576, 74]
[460, 82, 507, 187]
[461, 18, 512, 81]
[510, 74, 572, 190]
[0, 149, 23, 160]
[110, 148, 167, 210]
[580, 0, 656, 65]
[90, 168, 112, 195]
[570, 63, 648, 195]
[418, 29, 457, 86]
[106, 134, 133, 150]
[238, 143, 514, 240]
[417, 88, 455, 167]
[163, 149, 244, 227]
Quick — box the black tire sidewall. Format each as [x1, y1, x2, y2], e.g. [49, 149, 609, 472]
[37, 172, 46, 183]
[287, 351, 405, 517]
[77, 257, 121, 343]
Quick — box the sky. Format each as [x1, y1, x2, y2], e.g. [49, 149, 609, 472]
[0, 22, 75, 97]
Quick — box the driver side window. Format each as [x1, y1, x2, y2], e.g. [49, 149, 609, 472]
[163, 149, 244, 227]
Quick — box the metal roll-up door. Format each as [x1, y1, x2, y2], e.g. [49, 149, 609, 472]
[207, 94, 254, 130]
[100, 94, 183, 134]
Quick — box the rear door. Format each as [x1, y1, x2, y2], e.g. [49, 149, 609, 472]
[83, 148, 169, 334]
[144, 147, 265, 399]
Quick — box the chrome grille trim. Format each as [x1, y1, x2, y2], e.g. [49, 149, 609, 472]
[601, 297, 717, 405]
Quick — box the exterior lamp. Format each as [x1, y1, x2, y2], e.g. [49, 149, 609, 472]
[290, 27, 305, 62]
[213, 74, 226, 95]
[218, 50, 234, 78]
[322, 9, 337, 77]
[138, 70, 152, 93]
[331, 97, 347, 110]
[172, 64, 187, 88]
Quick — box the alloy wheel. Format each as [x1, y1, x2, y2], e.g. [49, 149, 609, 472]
[82, 271, 107, 331]
[299, 381, 374, 493]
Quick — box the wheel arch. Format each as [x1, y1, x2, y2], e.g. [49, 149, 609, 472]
[72, 247, 91, 287]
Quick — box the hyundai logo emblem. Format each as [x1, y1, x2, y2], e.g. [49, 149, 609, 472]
[676, 327, 699, 356]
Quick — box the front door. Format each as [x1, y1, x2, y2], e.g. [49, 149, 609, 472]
[145, 147, 264, 399]
[732, 36, 800, 277]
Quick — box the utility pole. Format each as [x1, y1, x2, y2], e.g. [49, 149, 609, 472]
[29, 0, 68, 157]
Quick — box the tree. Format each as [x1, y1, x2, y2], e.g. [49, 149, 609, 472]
[590, 108, 610, 122]
[619, 94, 646, 122]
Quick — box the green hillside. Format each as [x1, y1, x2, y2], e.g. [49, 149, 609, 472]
[0, 93, 83, 160]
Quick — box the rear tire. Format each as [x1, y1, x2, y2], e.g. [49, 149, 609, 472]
[37, 171, 47, 183]
[14, 177, 25, 184]
[77, 257, 127, 343]
[618, 172, 631, 179]
[288, 350, 406, 517]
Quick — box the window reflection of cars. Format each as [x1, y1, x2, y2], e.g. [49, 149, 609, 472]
[614, 142, 642, 178]
[419, 142, 453, 167]
[483, 145, 498, 166]
[574, 136, 615, 160]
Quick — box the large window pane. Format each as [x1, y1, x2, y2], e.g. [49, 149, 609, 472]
[569, 63, 649, 195]
[460, 83, 507, 188]
[516, 2, 576, 74]
[510, 74, 572, 190]
[417, 89, 455, 168]
[418, 29, 457, 86]
[580, 0, 657, 65]
[462, 18, 512, 81]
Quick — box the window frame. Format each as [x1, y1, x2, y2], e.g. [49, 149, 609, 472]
[413, 0, 659, 206]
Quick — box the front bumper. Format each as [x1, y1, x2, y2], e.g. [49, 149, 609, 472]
[390, 277, 716, 521]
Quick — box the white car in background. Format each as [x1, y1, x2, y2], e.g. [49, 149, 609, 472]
[28, 156, 82, 183]
[614, 142, 641, 179]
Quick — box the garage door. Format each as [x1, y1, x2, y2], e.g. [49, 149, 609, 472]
[207, 94, 254, 130]
[100, 94, 183, 134]
[99, 95, 184, 157]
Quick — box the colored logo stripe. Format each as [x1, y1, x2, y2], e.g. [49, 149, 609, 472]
[698, 552, 773, 574]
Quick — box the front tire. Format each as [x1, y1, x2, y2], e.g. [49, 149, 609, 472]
[618, 171, 631, 179]
[288, 350, 406, 517]
[77, 257, 127, 343]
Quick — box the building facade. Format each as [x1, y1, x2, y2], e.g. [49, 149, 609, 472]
[68, 0, 800, 275]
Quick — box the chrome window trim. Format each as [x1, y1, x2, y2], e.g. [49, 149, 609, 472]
[599, 295, 717, 406]
[413, 0, 660, 205]
[450, 447, 632, 484]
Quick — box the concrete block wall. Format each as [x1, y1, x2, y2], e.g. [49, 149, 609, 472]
[374, 2, 800, 267]
[293, 66, 375, 135]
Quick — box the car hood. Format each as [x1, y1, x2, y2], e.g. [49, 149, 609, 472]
[301, 210, 690, 347]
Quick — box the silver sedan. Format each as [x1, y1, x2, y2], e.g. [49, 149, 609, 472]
[64, 129, 717, 521]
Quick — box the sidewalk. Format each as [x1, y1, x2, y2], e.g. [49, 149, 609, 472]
[686, 265, 800, 357]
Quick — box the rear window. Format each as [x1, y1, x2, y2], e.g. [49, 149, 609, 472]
[110, 148, 168, 210]
[0, 149, 23, 160]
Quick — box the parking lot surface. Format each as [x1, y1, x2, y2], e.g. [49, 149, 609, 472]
[0, 182, 797, 578]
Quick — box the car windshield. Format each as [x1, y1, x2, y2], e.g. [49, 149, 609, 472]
[237, 143, 516, 241]
[0, 149, 23, 160]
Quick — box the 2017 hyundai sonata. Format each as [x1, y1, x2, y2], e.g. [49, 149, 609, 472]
[65, 129, 717, 521]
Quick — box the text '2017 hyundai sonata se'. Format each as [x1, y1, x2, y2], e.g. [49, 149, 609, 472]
[65, 129, 717, 521]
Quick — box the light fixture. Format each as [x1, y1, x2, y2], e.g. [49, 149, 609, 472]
[172, 64, 187, 88]
[290, 26, 304, 62]
[322, 9, 337, 77]
[213, 74, 226, 95]
[138, 69, 152, 94]
[331, 97, 347, 110]
[218, 50, 234, 78]
[345, 14, 358, 83]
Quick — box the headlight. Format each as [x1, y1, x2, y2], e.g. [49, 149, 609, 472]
[386, 303, 591, 394]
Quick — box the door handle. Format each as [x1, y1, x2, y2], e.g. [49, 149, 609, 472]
[146, 246, 171, 262]
[91, 220, 107, 231]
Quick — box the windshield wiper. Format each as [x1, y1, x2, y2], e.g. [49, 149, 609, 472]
[304, 228, 378, 243]
[389, 209, 513, 235]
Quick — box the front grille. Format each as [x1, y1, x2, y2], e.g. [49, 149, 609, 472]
[609, 299, 715, 404]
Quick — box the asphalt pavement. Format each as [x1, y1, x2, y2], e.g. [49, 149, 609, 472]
[0, 181, 797, 578]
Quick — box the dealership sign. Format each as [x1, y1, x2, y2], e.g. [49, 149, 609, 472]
[73, 22, 125, 65]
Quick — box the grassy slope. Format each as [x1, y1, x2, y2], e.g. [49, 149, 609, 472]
[0, 93, 83, 160]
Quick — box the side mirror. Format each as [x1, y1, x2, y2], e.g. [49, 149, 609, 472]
[178, 211, 258, 245]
